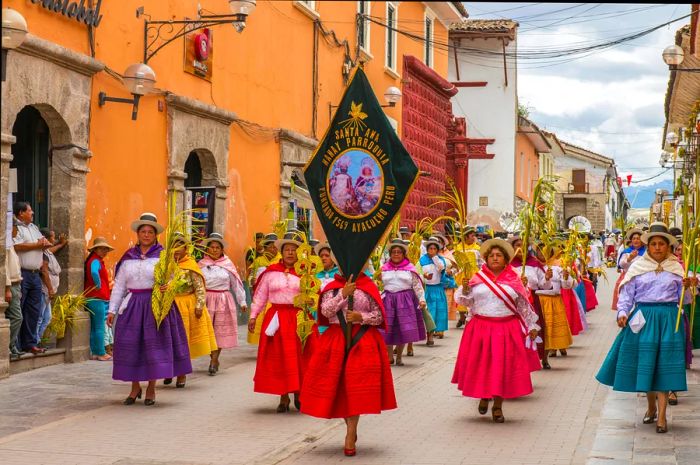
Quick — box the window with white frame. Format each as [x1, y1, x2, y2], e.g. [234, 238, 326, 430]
[358, 1, 370, 54]
[386, 2, 397, 71]
[293, 0, 318, 19]
[424, 11, 434, 67]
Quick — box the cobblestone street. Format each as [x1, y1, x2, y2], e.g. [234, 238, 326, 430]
[0, 277, 698, 465]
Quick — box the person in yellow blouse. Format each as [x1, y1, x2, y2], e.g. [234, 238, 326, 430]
[166, 234, 217, 388]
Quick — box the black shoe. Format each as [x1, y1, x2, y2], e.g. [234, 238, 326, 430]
[293, 394, 301, 411]
[668, 392, 678, 405]
[478, 399, 489, 415]
[643, 411, 657, 424]
[163, 378, 173, 385]
[144, 398, 156, 406]
[492, 407, 505, 423]
[123, 389, 142, 405]
[656, 424, 668, 433]
[208, 364, 217, 376]
[456, 319, 464, 328]
[542, 361, 551, 370]
[176, 382, 186, 388]
[276, 402, 290, 413]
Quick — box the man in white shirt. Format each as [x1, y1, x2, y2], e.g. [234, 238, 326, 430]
[5, 218, 23, 358]
[13, 202, 52, 354]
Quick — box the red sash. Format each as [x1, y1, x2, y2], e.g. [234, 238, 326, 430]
[475, 270, 527, 333]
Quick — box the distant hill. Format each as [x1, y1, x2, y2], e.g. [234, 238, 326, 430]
[623, 179, 674, 209]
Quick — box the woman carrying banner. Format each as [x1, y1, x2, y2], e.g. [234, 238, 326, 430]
[300, 270, 396, 456]
[247, 231, 316, 412]
[596, 222, 695, 433]
[452, 238, 540, 422]
[612, 229, 645, 311]
[509, 237, 553, 368]
[379, 239, 427, 365]
[420, 237, 448, 344]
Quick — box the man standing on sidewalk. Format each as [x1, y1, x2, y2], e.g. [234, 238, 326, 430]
[13, 202, 51, 354]
[5, 218, 23, 359]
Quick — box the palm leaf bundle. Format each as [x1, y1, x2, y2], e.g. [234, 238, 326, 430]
[46, 289, 94, 339]
[407, 217, 433, 264]
[677, 163, 700, 332]
[518, 177, 559, 277]
[293, 238, 321, 347]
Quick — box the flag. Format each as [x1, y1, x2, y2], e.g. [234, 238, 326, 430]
[304, 67, 419, 279]
[626, 174, 632, 186]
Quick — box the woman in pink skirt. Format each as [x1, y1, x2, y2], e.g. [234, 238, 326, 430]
[452, 238, 541, 423]
[199, 233, 247, 375]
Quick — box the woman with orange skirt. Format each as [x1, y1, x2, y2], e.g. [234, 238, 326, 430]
[300, 272, 397, 456]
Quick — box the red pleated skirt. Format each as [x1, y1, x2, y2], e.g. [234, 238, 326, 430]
[583, 279, 598, 311]
[561, 288, 584, 336]
[300, 324, 397, 419]
[253, 304, 317, 395]
[452, 315, 539, 399]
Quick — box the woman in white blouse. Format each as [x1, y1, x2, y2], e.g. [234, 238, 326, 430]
[199, 233, 247, 375]
[452, 239, 540, 423]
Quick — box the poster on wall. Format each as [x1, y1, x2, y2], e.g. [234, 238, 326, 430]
[184, 28, 214, 81]
[186, 187, 215, 239]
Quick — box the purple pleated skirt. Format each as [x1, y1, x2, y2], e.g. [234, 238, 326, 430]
[112, 290, 192, 382]
[381, 289, 426, 345]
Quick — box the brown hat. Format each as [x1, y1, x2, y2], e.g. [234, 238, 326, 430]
[88, 237, 115, 251]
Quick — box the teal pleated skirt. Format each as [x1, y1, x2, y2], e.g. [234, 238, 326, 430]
[596, 302, 687, 392]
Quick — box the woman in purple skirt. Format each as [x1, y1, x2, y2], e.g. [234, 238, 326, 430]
[379, 239, 426, 366]
[107, 213, 192, 406]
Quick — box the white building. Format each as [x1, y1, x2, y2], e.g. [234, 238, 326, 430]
[448, 19, 518, 231]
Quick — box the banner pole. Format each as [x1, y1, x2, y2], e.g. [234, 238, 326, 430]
[346, 294, 354, 352]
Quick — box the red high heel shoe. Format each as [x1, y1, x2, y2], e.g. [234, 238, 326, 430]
[344, 448, 356, 457]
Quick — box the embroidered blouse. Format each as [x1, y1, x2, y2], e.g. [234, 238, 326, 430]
[454, 283, 540, 331]
[320, 289, 383, 326]
[511, 265, 553, 291]
[250, 270, 300, 318]
[381, 269, 426, 303]
[201, 264, 247, 306]
[108, 257, 158, 315]
[534, 266, 575, 296]
[421, 255, 445, 286]
[616, 271, 691, 317]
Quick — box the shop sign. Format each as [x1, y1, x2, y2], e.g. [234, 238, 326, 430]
[31, 0, 104, 28]
[184, 28, 214, 81]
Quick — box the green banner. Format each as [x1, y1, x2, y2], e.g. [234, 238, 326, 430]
[304, 67, 419, 279]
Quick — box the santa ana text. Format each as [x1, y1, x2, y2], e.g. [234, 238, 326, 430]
[321, 127, 390, 167]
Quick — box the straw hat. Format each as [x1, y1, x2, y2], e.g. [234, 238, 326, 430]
[424, 236, 442, 250]
[172, 232, 190, 246]
[130, 212, 164, 234]
[275, 230, 304, 251]
[87, 236, 114, 251]
[261, 233, 278, 246]
[641, 222, 678, 247]
[202, 232, 227, 249]
[624, 228, 643, 242]
[309, 239, 320, 248]
[480, 238, 515, 261]
[314, 242, 332, 255]
[434, 233, 450, 246]
[387, 238, 408, 254]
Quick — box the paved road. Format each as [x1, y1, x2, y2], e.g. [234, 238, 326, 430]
[0, 275, 697, 465]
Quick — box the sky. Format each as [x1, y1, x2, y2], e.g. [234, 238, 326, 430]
[463, 3, 692, 196]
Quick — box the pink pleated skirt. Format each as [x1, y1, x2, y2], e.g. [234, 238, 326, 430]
[452, 315, 540, 399]
[583, 279, 598, 311]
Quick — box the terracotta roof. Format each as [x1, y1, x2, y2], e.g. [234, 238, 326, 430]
[449, 19, 518, 34]
[450, 2, 469, 19]
[559, 140, 614, 166]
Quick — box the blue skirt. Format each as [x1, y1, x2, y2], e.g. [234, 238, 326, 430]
[596, 302, 687, 392]
[574, 282, 587, 314]
[425, 284, 448, 332]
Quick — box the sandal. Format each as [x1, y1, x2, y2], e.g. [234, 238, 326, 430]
[478, 399, 490, 415]
[668, 392, 678, 405]
[492, 406, 505, 423]
[643, 411, 657, 424]
[406, 346, 414, 357]
[656, 420, 668, 434]
[560, 349, 567, 356]
[395, 357, 404, 366]
[96, 354, 112, 361]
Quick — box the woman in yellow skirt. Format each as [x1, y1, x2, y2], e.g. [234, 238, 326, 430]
[167, 235, 218, 387]
[535, 253, 575, 363]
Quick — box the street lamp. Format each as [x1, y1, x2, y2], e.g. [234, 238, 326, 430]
[229, 0, 257, 33]
[1, 7, 28, 82]
[659, 151, 670, 167]
[383, 86, 402, 107]
[98, 63, 156, 120]
[662, 43, 700, 72]
[666, 132, 679, 147]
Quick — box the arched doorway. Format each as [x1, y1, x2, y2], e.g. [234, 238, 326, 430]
[184, 150, 215, 239]
[10, 106, 51, 228]
[184, 151, 203, 188]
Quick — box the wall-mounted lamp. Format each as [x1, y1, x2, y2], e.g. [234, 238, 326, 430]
[329, 85, 403, 120]
[665, 132, 679, 147]
[229, 0, 257, 33]
[1, 7, 28, 82]
[662, 44, 700, 72]
[98, 63, 156, 120]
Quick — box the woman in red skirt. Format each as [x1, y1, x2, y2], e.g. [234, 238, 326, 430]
[300, 272, 396, 456]
[452, 239, 541, 422]
[247, 231, 317, 412]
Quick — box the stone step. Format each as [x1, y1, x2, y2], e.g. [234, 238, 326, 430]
[10, 348, 67, 375]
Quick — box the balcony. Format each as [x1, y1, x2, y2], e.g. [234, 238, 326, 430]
[568, 182, 589, 194]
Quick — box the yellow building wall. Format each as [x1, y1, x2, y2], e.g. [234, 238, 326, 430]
[6, 0, 451, 270]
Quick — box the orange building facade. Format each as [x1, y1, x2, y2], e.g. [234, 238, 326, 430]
[0, 1, 466, 373]
[515, 115, 550, 206]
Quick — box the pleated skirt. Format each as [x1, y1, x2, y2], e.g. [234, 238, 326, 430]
[174, 293, 218, 359]
[205, 290, 239, 349]
[540, 294, 574, 349]
[113, 290, 192, 382]
[300, 324, 397, 419]
[561, 288, 584, 336]
[583, 279, 598, 311]
[596, 302, 687, 392]
[381, 289, 426, 345]
[426, 284, 448, 332]
[452, 315, 539, 399]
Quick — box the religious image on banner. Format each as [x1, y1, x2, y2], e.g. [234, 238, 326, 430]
[304, 67, 419, 279]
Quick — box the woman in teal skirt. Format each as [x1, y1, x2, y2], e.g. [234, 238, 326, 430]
[419, 237, 448, 345]
[595, 222, 695, 433]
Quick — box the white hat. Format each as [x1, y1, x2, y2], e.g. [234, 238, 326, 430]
[275, 230, 304, 251]
[480, 238, 515, 261]
[387, 238, 408, 254]
[424, 236, 442, 250]
[130, 212, 164, 234]
[641, 222, 678, 247]
[202, 232, 227, 249]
